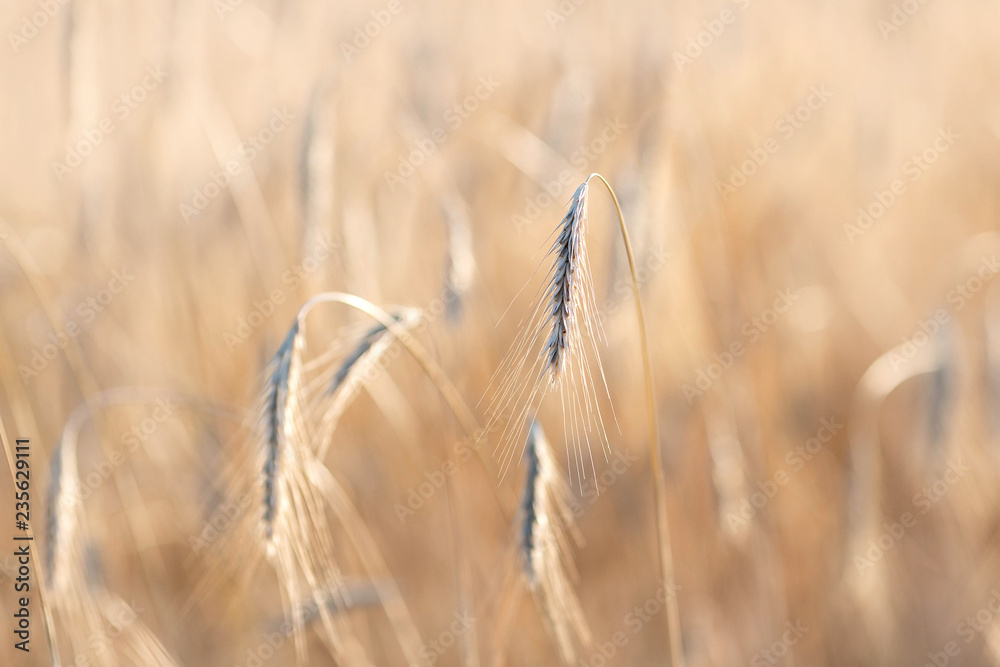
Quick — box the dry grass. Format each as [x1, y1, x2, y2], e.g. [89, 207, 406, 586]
[517, 419, 592, 664]
[2, 0, 1000, 664]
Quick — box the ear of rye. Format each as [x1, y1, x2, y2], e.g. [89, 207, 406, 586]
[519, 420, 592, 665]
[485, 182, 613, 486]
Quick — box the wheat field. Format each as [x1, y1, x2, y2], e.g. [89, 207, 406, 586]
[1, 0, 1000, 665]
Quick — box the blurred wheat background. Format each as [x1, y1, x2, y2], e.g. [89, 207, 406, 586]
[1, 0, 1000, 664]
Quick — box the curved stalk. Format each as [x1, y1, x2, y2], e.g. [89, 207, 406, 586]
[587, 173, 684, 667]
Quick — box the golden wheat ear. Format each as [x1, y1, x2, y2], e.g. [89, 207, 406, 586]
[484, 180, 613, 487]
[313, 307, 422, 460]
[44, 391, 222, 666]
[207, 294, 472, 666]
[486, 173, 685, 665]
[251, 314, 371, 664]
[518, 419, 592, 664]
[259, 320, 301, 544]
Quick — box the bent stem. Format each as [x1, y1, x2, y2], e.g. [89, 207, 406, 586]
[301, 293, 479, 439]
[299, 293, 511, 520]
[587, 173, 684, 667]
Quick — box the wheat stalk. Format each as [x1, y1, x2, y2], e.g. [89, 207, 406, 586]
[589, 173, 685, 667]
[485, 181, 613, 486]
[486, 173, 685, 665]
[248, 314, 369, 664]
[260, 321, 301, 541]
[205, 292, 505, 666]
[189, 298, 426, 665]
[43, 392, 207, 667]
[518, 419, 591, 664]
[315, 309, 421, 460]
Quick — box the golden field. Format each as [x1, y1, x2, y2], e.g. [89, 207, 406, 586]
[1, 0, 1000, 665]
